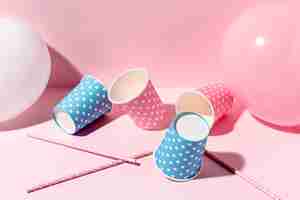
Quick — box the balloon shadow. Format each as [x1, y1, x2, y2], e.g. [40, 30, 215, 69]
[252, 115, 300, 134]
[210, 98, 246, 136]
[47, 45, 83, 88]
[0, 88, 69, 131]
[0, 46, 83, 131]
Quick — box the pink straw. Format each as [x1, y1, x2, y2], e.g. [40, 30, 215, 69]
[205, 151, 283, 200]
[27, 151, 153, 193]
[28, 134, 140, 166]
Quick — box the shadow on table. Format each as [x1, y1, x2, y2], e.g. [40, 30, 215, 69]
[75, 106, 125, 136]
[47, 45, 82, 88]
[0, 88, 70, 131]
[252, 115, 300, 134]
[197, 151, 245, 179]
[210, 98, 246, 136]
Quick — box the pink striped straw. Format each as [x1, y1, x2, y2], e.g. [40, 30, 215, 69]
[27, 151, 153, 193]
[204, 151, 283, 200]
[28, 134, 140, 166]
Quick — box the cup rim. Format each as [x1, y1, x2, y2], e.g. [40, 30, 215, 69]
[107, 68, 150, 104]
[174, 112, 210, 142]
[175, 90, 215, 127]
[52, 109, 77, 134]
[52, 75, 108, 135]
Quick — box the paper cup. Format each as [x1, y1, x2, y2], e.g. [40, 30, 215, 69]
[53, 75, 112, 134]
[154, 112, 210, 181]
[176, 82, 234, 127]
[108, 68, 170, 130]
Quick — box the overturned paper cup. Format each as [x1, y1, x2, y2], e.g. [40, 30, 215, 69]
[108, 68, 170, 130]
[176, 83, 234, 127]
[53, 75, 112, 134]
[154, 112, 210, 181]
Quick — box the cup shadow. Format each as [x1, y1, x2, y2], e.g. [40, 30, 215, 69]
[158, 103, 176, 130]
[195, 151, 245, 179]
[210, 98, 246, 136]
[75, 105, 125, 136]
[252, 115, 300, 134]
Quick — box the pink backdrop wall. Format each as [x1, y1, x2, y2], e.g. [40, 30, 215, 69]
[0, 0, 285, 88]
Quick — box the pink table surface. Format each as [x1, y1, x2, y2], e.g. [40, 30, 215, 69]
[208, 112, 300, 200]
[28, 116, 164, 160]
[0, 129, 112, 199]
[1, 88, 299, 199]
[28, 156, 270, 200]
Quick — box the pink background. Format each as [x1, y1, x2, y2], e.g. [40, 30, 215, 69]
[0, 1, 299, 199]
[0, 0, 283, 88]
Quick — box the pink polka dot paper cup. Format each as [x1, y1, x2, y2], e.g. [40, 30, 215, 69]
[176, 83, 234, 127]
[108, 68, 171, 130]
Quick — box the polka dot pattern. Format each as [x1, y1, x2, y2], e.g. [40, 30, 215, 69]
[53, 75, 112, 134]
[120, 81, 170, 130]
[198, 82, 234, 122]
[154, 117, 207, 181]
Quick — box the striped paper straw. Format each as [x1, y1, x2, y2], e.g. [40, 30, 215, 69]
[204, 151, 283, 200]
[27, 151, 153, 193]
[28, 134, 140, 166]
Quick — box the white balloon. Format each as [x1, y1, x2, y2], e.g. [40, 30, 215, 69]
[0, 18, 51, 122]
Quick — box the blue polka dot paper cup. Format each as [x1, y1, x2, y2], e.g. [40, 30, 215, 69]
[53, 75, 112, 134]
[154, 112, 210, 181]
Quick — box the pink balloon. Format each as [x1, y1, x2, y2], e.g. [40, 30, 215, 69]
[222, 3, 300, 126]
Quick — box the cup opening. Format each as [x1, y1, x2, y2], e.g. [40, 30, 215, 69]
[108, 68, 149, 104]
[53, 111, 76, 134]
[175, 112, 210, 142]
[176, 91, 215, 126]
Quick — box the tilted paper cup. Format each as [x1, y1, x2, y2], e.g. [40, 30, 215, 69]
[176, 83, 234, 127]
[53, 75, 112, 134]
[108, 68, 171, 130]
[154, 112, 210, 181]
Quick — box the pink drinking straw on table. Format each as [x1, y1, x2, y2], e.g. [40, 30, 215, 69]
[205, 151, 282, 200]
[27, 151, 153, 193]
[108, 68, 172, 130]
[28, 134, 140, 166]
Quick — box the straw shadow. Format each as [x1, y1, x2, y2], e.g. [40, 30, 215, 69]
[252, 115, 300, 134]
[47, 45, 82, 88]
[196, 151, 245, 179]
[0, 88, 70, 131]
[210, 98, 246, 136]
